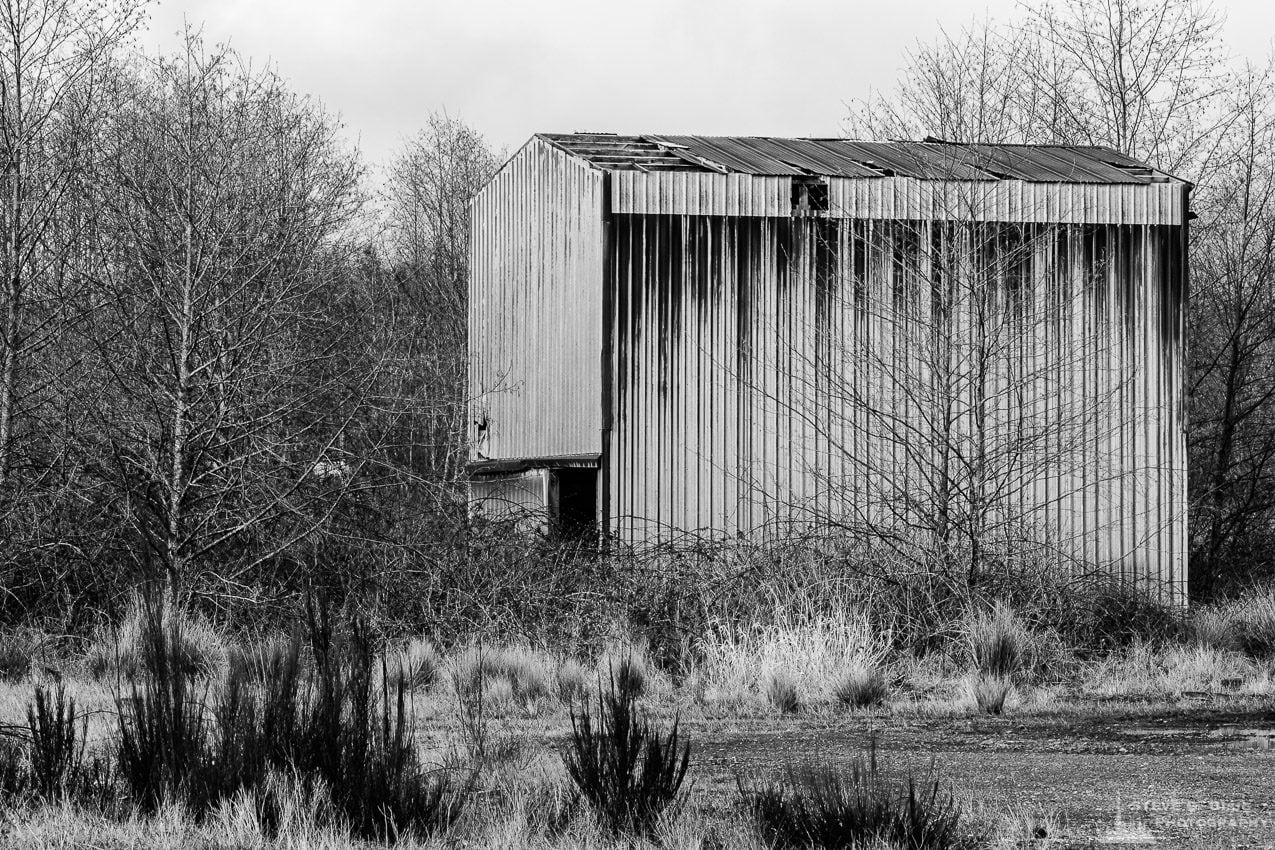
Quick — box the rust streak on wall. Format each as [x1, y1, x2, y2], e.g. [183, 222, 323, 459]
[605, 213, 1188, 601]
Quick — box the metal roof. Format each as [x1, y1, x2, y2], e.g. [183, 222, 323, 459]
[538, 133, 1178, 184]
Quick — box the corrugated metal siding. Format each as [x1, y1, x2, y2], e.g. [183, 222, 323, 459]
[828, 178, 1184, 225]
[610, 171, 792, 216]
[607, 174, 1183, 223]
[467, 132, 1189, 600]
[468, 137, 605, 461]
[605, 211, 1188, 602]
[470, 470, 549, 512]
[469, 470, 550, 530]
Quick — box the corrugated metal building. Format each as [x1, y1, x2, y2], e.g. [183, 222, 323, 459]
[468, 134, 1190, 600]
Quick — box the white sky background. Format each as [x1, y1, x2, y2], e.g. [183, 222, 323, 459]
[138, 0, 1275, 170]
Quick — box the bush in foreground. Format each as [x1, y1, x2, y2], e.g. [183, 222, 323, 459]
[113, 596, 469, 841]
[114, 608, 210, 812]
[742, 743, 977, 849]
[563, 676, 691, 836]
[26, 684, 84, 800]
[266, 606, 470, 840]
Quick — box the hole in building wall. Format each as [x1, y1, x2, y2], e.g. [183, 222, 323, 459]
[552, 468, 598, 541]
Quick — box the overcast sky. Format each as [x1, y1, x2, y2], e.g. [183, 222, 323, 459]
[138, 0, 1275, 170]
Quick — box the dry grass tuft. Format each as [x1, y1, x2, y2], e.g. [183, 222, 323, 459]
[764, 668, 801, 714]
[965, 602, 1030, 682]
[484, 675, 517, 712]
[988, 806, 1065, 847]
[453, 644, 556, 713]
[213, 768, 337, 845]
[83, 594, 227, 682]
[696, 604, 887, 708]
[226, 632, 295, 683]
[742, 745, 977, 849]
[0, 630, 37, 682]
[401, 636, 443, 691]
[597, 641, 652, 699]
[1194, 588, 1275, 658]
[555, 657, 590, 703]
[1192, 606, 1235, 651]
[1082, 641, 1271, 698]
[832, 662, 889, 710]
[968, 674, 1014, 715]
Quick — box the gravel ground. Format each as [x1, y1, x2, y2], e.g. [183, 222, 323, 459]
[682, 708, 1275, 848]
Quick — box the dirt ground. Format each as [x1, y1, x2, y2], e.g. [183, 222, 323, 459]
[665, 706, 1275, 848]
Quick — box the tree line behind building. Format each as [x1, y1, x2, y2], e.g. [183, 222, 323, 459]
[0, 0, 1271, 632]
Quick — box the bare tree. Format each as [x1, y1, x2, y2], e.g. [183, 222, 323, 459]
[0, 0, 150, 620]
[1023, 0, 1231, 176]
[735, 210, 1136, 590]
[382, 114, 498, 486]
[851, 0, 1234, 179]
[0, 0, 145, 486]
[850, 0, 1269, 596]
[849, 21, 1041, 144]
[84, 33, 371, 598]
[1188, 65, 1275, 594]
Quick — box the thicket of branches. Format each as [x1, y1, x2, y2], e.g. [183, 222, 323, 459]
[0, 7, 501, 628]
[799, 219, 1126, 586]
[852, 0, 1275, 597]
[0, 0, 1272, 634]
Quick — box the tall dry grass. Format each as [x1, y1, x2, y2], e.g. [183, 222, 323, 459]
[9, 575, 1275, 848]
[693, 600, 889, 710]
[1082, 641, 1273, 698]
[0, 789, 761, 849]
[1193, 587, 1275, 657]
[83, 593, 228, 682]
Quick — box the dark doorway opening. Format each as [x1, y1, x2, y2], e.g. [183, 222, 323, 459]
[552, 468, 598, 541]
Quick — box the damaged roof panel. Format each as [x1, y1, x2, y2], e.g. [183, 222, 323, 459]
[538, 133, 1180, 184]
